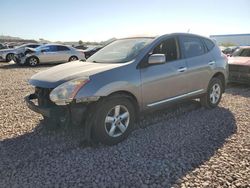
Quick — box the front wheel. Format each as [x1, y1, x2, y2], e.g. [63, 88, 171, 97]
[91, 96, 135, 145]
[27, 56, 39, 67]
[200, 77, 223, 108]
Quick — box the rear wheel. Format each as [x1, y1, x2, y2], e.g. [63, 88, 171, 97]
[200, 77, 223, 108]
[69, 56, 78, 62]
[27, 56, 39, 67]
[90, 96, 135, 145]
[6, 53, 15, 62]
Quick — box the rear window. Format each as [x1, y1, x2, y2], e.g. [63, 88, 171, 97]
[180, 36, 205, 58]
[203, 38, 215, 51]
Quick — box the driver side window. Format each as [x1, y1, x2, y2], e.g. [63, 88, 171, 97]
[152, 38, 179, 62]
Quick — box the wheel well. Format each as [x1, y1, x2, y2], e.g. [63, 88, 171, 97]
[212, 72, 225, 92]
[107, 91, 140, 120]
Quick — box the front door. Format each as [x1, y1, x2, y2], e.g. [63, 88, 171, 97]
[140, 37, 189, 109]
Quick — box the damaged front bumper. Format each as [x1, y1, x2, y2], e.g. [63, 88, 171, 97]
[25, 93, 88, 125]
[25, 94, 51, 117]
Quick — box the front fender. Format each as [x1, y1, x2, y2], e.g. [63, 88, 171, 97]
[75, 80, 141, 105]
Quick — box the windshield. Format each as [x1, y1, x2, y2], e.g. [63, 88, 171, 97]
[232, 48, 250, 57]
[88, 38, 153, 63]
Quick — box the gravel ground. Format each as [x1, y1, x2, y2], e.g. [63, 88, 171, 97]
[0, 62, 249, 188]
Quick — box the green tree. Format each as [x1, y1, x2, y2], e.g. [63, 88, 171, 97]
[79, 40, 83, 45]
[220, 42, 236, 47]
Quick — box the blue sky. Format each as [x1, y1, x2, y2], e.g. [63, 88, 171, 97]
[0, 0, 250, 42]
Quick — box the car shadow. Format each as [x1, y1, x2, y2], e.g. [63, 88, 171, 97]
[0, 102, 236, 187]
[226, 83, 250, 98]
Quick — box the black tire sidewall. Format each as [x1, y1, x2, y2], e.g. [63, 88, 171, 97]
[92, 97, 135, 145]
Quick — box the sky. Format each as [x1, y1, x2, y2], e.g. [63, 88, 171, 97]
[0, 0, 250, 42]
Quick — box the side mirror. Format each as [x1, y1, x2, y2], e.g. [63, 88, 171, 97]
[148, 54, 166, 65]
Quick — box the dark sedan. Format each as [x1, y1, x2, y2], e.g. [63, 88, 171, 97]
[83, 46, 103, 59]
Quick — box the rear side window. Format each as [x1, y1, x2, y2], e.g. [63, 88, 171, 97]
[180, 36, 205, 58]
[56, 46, 70, 51]
[28, 44, 40, 48]
[152, 37, 179, 62]
[41, 45, 57, 52]
[203, 38, 215, 51]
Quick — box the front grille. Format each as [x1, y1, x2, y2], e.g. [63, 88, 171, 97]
[229, 64, 250, 73]
[35, 87, 54, 107]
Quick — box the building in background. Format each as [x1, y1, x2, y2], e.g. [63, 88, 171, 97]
[210, 34, 250, 46]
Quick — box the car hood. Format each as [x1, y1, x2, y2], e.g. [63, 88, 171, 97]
[228, 57, 250, 66]
[29, 61, 127, 88]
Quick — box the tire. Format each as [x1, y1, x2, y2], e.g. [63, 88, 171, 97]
[200, 77, 223, 108]
[90, 96, 136, 145]
[6, 53, 15, 62]
[69, 56, 78, 62]
[27, 56, 39, 67]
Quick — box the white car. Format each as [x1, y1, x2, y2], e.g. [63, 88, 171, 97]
[17, 44, 86, 66]
[0, 43, 41, 62]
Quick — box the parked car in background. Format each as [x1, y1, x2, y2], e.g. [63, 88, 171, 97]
[0, 43, 9, 50]
[16, 44, 86, 66]
[228, 46, 250, 84]
[25, 33, 228, 145]
[75, 45, 88, 50]
[83, 46, 103, 59]
[0, 43, 41, 62]
[222, 46, 240, 56]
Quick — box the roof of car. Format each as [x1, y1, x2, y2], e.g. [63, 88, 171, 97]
[119, 33, 212, 41]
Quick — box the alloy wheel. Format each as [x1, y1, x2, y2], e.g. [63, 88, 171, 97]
[104, 105, 130, 138]
[70, 57, 78, 61]
[29, 58, 38, 66]
[210, 83, 221, 104]
[7, 54, 15, 62]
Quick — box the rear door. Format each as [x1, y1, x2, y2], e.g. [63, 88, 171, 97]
[140, 37, 189, 108]
[179, 35, 214, 92]
[55, 45, 71, 62]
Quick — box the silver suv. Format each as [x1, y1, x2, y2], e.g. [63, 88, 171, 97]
[25, 33, 228, 145]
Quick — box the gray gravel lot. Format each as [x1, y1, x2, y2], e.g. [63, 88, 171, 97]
[0, 62, 249, 188]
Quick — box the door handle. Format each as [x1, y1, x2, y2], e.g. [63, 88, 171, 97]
[178, 67, 187, 72]
[208, 61, 215, 66]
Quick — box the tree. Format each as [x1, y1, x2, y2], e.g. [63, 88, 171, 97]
[220, 42, 236, 47]
[79, 40, 83, 45]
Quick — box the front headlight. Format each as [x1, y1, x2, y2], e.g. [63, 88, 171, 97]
[49, 78, 89, 105]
